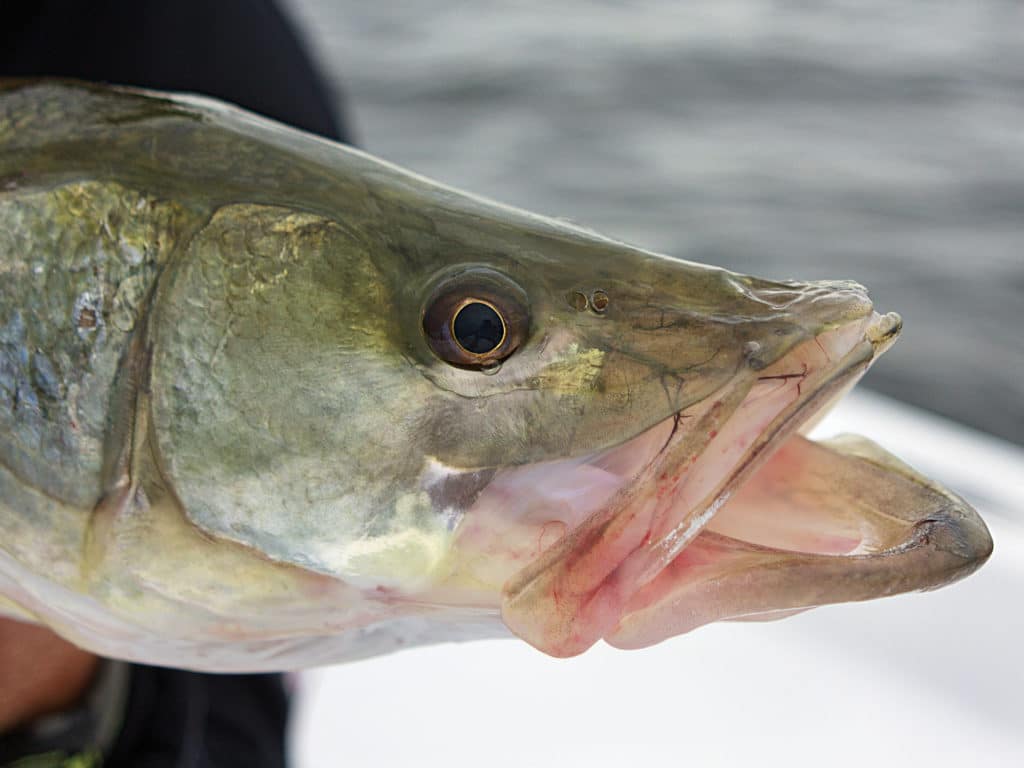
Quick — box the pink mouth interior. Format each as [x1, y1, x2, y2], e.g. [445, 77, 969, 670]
[439, 318, 875, 654]
[705, 444, 864, 556]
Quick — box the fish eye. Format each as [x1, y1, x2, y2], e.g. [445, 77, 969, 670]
[422, 269, 529, 368]
[452, 299, 506, 355]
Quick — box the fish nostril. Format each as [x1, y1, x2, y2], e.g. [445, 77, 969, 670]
[566, 291, 588, 312]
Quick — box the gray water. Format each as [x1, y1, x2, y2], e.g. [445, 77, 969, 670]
[286, 0, 1023, 444]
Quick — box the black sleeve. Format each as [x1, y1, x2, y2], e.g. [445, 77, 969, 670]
[105, 667, 289, 768]
[0, 0, 351, 143]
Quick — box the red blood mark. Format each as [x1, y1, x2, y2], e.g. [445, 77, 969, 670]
[709, 430, 718, 439]
[814, 336, 831, 361]
[537, 520, 568, 555]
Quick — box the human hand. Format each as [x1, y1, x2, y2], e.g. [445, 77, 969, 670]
[0, 617, 98, 733]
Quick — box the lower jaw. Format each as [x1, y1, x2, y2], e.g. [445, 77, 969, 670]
[605, 424, 991, 651]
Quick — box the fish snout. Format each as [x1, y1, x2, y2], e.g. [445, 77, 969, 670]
[764, 277, 875, 333]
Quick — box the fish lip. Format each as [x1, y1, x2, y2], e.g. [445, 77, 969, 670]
[865, 310, 902, 353]
[621, 310, 902, 479]
[690, 310, 903, 475]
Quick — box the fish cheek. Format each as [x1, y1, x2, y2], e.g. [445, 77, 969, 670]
[148, 204, 443, 586]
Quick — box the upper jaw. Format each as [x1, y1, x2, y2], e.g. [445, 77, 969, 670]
[433, 309, 988, 659]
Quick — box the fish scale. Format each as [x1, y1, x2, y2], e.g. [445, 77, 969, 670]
[0, 181, 183, 507]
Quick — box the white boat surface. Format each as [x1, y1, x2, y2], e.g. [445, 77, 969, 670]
[291, 390, 1023, 767]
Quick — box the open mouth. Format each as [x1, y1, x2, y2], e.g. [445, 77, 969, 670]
[440, 312, 992, 657]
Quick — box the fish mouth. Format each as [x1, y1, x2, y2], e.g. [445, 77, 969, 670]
[444, 311, 992, 657]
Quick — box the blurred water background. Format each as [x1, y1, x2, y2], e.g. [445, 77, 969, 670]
[273, 5, 1024, 764]
[284, 0, 1023, 445]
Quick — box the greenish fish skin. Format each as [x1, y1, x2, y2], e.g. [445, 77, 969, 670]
[0, 81, 991, 670]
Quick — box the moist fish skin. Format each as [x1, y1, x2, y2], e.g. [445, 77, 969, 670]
[0, 81, 991, 671]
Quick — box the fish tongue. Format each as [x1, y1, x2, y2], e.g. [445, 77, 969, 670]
[501, 377, 753, 658]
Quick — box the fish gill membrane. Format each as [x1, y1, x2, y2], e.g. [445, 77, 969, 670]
[0, 80, 993, 671]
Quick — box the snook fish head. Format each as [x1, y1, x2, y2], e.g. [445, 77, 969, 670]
[137, 171, 988, 666]
[0, 83, 990, 670]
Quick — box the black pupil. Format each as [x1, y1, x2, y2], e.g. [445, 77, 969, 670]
[453, 301, 504, 354]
